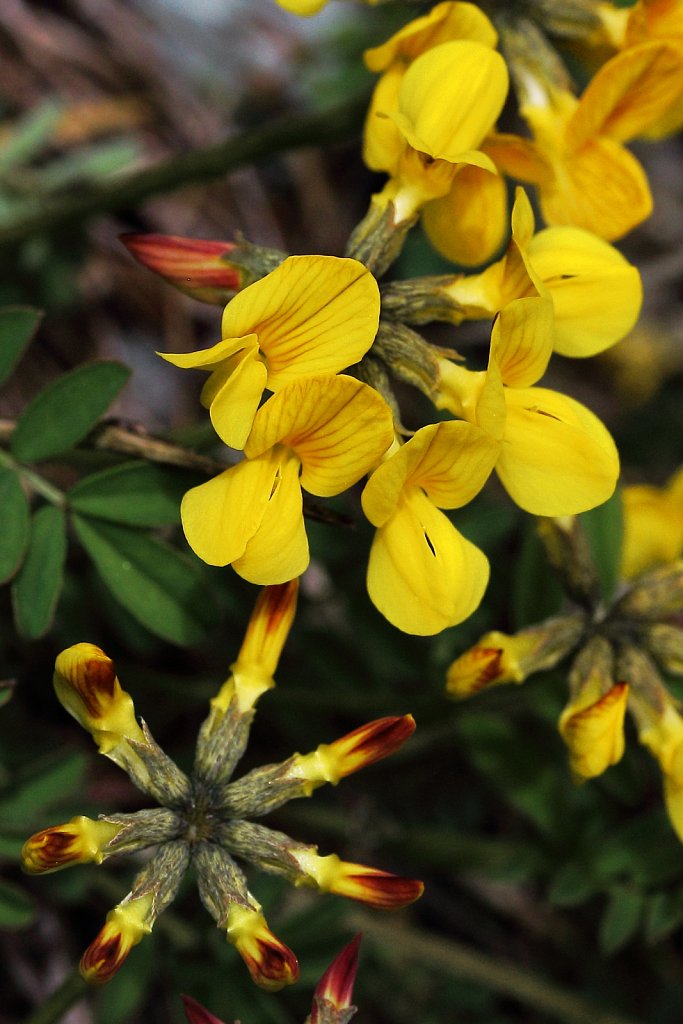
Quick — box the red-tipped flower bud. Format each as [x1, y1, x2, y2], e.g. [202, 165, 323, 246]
[310, 934, 362, 1024]
[79, 896, 153, 984]
[22, 816, 122, 874]
[121, 233, 242, 305]
[294, 715, 415, 791]
[225, 904, 299, 991]
[291, 849, 424, 909]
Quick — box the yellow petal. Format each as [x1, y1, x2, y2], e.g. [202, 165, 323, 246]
[364, 1, 497, 72]
[366, 488, 489, 635]
[568, 41, 683, 147]
[538, 136, 652, 241]
[363, 66, 405, 174]
[559, 682, 629, 780]
[483, 132, 553, 184]
[527, 227, 642, 356]
[221, 256, 380, 387]
[181, 453, 278, 566]
[275, 0, 327, 13]
[498, 387, 620, 515]
[245, 375, 394, 497]
[205, 347, 269, 450]
[421, 164, 508, 266]
[361, 421, 497, 526]
[158, 335, 252, 371]
[392, 42, 508, 162]
[621, 482, 683, 579]
[232, 452, 309, 584]
[490, 296, 555, 388]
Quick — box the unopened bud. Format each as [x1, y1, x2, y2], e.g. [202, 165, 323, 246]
[614, 561, 683, 620]
[641, 623, 683, 676]
[53, 644, 145, 753]
[225, 903, 299, 991]
[80, 893, 154, 984]
[446, 613, 585, 698]
[536, 516, 600, 607]
[309, 934, 361, 1024]
[289, 848, 424, 909]
[121, 233, 285, 304]
[182, 996, 225, 1024]
[22, 816, 122, 874]
[293, 715, 416, 792]
[559, 682, 629, 781]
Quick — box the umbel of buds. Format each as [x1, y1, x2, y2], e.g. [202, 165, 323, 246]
[446, 512, 683, 841]
[22, 582, 422, 988]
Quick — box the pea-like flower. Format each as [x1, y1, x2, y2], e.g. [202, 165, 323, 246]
[22, 583, 422, 988]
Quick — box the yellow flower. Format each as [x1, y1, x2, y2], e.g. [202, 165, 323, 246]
[621, 466, 683, 579]
[160, 256, 380, 449]
[288, 848, 424, 908]
[361, 421, 497, 634]
[225, 904, 299, 991]
[559, 681, 629, 781]
[637, 698, 683, 841]
[488, 41, 683, 239]
[362, 5, 508, 263]
[181, 374, 394, 582]
[367, 40, 508, 227]
[80, 895, 153, 984]
[443, 188, 642, 357]
[22, 816, 123, 874]
[437, 296, 620, 515]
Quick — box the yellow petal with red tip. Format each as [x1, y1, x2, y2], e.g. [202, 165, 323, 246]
[80, 896, 153, 985]
[422, 164, 508, 267]
[311, 934, 361, 1022]
[392, 42, 508, 162]
[490, 296, 555, 388]
[498, 387, 620, 515]
[291, 849, 424, 909]
[180, 454, 277, 567]
[232, 453, 309, 585]
[245, 375, 394, 497]
[366, 488, 489, 635]
[527, 227, 642, 356]
[22, 816, 122, 874]
[364, 1, 497, 72]
[221, 256, 380, 387]
[559, 682, 629, 780]
[538, 136, 652, 241]
[568, 41, 683, 147]
[294, 715, 416, 787]
[225, 904, 299, 990]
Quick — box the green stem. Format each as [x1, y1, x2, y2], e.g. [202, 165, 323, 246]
[0, 95, 368, 246]
[22, 969, 88, 1024]
[350, 914, 642, 1024]
[0, 448, 66, 506]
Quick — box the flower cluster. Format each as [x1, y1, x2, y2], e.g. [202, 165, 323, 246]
[121, 0, 676, 638]
[446, 504, 683, 840]
[22, 583, 422, 988]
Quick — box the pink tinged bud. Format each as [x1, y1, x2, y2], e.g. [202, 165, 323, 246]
[21, 816, 121, 874]
[225, 904, 299, 991]
[291, 849, 424, 909]
[310, 934, 362, 1024]
[182, 996, 226, 1024]
[294, 715, 415, 790]
[79, 897, 152, 985]
[120, 233, 242, 304]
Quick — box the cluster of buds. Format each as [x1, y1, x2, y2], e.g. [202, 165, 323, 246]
[22, 582, 422, 988]
[183, 934, 362, 1024]
[446, 512, 683, 839]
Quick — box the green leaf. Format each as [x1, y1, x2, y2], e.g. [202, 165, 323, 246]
[68, 461, 202, 526]
[11, 361, 131, 463]
[0, 752, 87, 822]
[0, 680, 15, 710]
[548, 861, 598, 908]
[580, 488, 623, 602]
[72, 515, 219, 646]
[11, 504, 67, 639]
[0, 307, 43, 387]
[0, 878, 36, 929]
[0, 101, 62, 178]
[0, 468, 30, 583]
[645, 888, 683, 944]
[599, 886, 644, 954]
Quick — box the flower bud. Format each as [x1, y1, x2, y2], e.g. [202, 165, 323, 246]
[53, 644, 146, 754]
[182, 996, 224, 1024]
[446, 613, 585, 698]
[212, 580, 299, 717]
[309, 934, 361, 1024]
[289, 849, 424, 909]
[559, 682, 629, 781]
[293, 715, 416, 792]
[225, 904, 299, 990]
[120, 233, 285, 305]
[22, 816, 123, 874]
[80, 894, 154, 984]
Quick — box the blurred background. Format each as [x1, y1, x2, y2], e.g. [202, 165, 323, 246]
[1, 2, 682, 1023]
